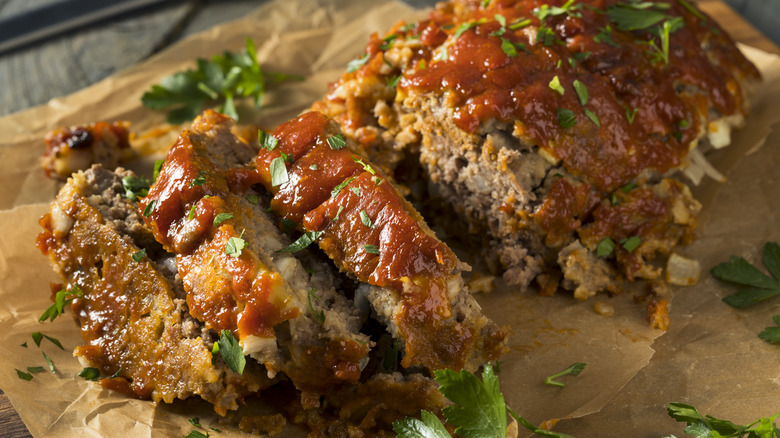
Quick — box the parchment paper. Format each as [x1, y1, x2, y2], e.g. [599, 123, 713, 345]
[1, 0, 779, 436]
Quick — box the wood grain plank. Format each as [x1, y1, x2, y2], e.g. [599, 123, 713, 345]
[0, 389, 30, 438]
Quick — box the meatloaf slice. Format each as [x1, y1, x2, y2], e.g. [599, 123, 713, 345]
[314, 0, 759, 298]
[138, 110, 371, 395]
[253, 111, 508, 372]
[37, 165, 273, 415]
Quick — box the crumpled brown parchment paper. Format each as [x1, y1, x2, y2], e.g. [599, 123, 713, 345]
[0, 0, 779, 436]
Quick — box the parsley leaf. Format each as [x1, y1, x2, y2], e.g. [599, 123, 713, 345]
[258, 130, 279, 151]
[213, 212, 234, 227]
[626, 107, 639, 124]
[331, 176, 357, 198]
[27, 366, 45, 374]
[548, 76, 565, 95]
[16, 369, 33, 381]
[607, 4, 668, 31]
[360, 210, 375, 228]
[43, 334, 64, 350]
[711, 242, 780, 308]
[621, 236, 641, 252]
[584, 109, 600, 127]
[142, 38, 300, 123]
[435, 363, 507, 437]
[188, 204, 197, 220]
[393, 410, 451, 438]
[572, 80, 588, 106]
[544, 362, 586, 387]
[79, 367, 100, 381]
[121, 175, 151, 201]
[597, 238, 616, 257]
[327, 134, 347, 150]
[557, 108, 577, 129]
[758, 315, 780, 344]
[191, 171, 207, 187]
[500, 38, 518, 57]
[32, 332, 43, 347]
[270, 156, 289, 187]
[278, 231, 323, 253]
[143, 199, 156, 217]
[184, 430, 210, 438]
[508, 410, 575, 438]
[225, 236, 247, 258]
[364, 244, 381, 255]
[347, 53, 370, 73]
[42, 351, 55, 374]
[217, 330, 246, 375]
[666, 402, 779, 437]
[307, 288, 325, 324]
[39, 285, 83, 322]
[132, 249, 146, 262]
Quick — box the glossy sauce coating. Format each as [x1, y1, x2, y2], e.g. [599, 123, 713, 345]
[254, 111, 493, 370]
[140, 122, 297, 341]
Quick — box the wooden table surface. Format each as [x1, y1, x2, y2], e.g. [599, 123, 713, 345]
[1, 0, 778, 436]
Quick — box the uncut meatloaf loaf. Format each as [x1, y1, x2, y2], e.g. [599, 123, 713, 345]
[314, 0, 761, 299]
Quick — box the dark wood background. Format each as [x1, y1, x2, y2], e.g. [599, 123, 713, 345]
[1, 0, 778, 436]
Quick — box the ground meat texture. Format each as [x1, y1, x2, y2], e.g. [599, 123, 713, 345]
[36, 166, 272, 415]
[314, 0, 759, 296]
[139, 110, 370, 394]
[41, 121, 131, 180]
[253, 111, 508, 372]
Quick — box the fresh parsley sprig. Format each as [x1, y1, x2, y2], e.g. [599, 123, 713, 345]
[38, 285, 83, 322]
[665, 402, 780, 437]
[393, 364, 575, 438]
[759, 315, 780, 344]
[544, 362, 586, 387]
[711, 242, 780, 308]
[142, 38, 302, 123]
[216, 330, 246, 375]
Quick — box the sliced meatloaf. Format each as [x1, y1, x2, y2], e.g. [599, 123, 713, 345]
[138, 110, 371, 395]
[37, 165, 274, 415]
[314, 0, 760, 299]
[253, 111, 508, 372]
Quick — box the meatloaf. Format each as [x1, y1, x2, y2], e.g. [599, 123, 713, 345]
[314, 0, 761, 299]
[38, 110, 506, 432]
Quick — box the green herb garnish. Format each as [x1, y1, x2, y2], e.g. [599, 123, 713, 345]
[258, 129, 279, 151]
[549, 76, 565, 95]
[42, 352, 55, 374]
[712, 242, 780, 308]
[188, 204, 197, 220]
[79, 367, 100, 381]
[597, 238, 616, 257]
[557, 108, 577, 129]
[331, 176, 356, 198]
[217, 329, 246, 375]
[191, 171, 207, 187]
[347, 53, 370, 73]
[544, 362, 586, 387]
[278, 231, 323, 253]
[360, 210, 375, 229]
[121, 175, 151, 201]
[213, 212, 234, 227]
[327, 134, 347, 150]
[132, 249, 146, 262]
[16, 369, 33, 381]
[225, 235, 246, 258]
[143, 199, 156, 217]
[142, 38, 300, 123]
[584, 109, 600, 127]
[759, 315, 780, 344]
[621, 236, 642, 252]
[307, 288, 325, 324]
[39, 285, 83, 322]
[666, 402, 779, 437]
[364, 244, 380, 255]
[626, 107, 639, 124]
[269, 156, 289, 187]
[573, 79, 588, 106]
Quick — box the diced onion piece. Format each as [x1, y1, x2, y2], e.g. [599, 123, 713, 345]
[593, 301, 615, 317]
[468, 273, 495, 294]
[689, 148, 726, 183]
[666, 253, 701, 286]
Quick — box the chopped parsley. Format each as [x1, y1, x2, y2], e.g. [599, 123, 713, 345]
[509, 17, 531, 30]
[500, 37, 517, 57]
[454, 20, 481, 39]
[331, 176, 356, 198]
[190, 171, 207, 187]
[360, 210, 375, 228]
[379, 34, 398, 51]
[188, 204, 197, 220]
[225, 234, 246, 258]
[584, 108, 600, 127]
[281, 218, 297, 235]
[213, 212, 233, 226]
[711, 242, 780, 308]
[132, 249, 146, 262]
[347, 53, 370, 73]
[597, 237, 616, 257]
[121, 175, 151, 201]
[184, 431, 209, 438]
[350, 186, 361, 196]
[621, 236, 642, 252]
[245, 193, 259, 204]
[79, 367, 100, 381]
[386, 75, 401, 88]
[258, 129, 278, 151]
[278, 230, 323, 253]
[327, 134, 347, 150]
[142, 199, 156, 217]
[309, 164, 318, 170]
[269, 156, 289, 187]
[352, 157, 376, 174]
[557, 108, 577, 129]
[16, 369, 33, 381]
[532, 0, 581, 21]
[153, 159, 164, 181]
[594, 25, 620, 47]
[217, 330, 246, 375]
[42, 352, 55, 374]
[32, 332, 43, 347]
[307, 288, 325, 324]
[39, 285, 83, 322]
[548, 75, 565, 95]
[572, 79, 588, 106]
[626, 107, 639, 124]
[544, 362, 586, 387]
[333, 205, 345, 222]
[363, 244, 380, 255]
